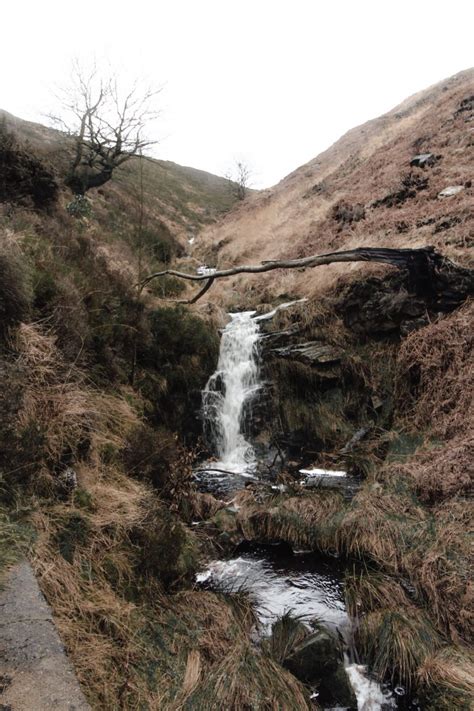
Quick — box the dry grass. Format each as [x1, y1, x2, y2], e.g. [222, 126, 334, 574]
[418, 645, 474, 708]
[357, 606, 443, 687]
[395, 300, 474, 440]
[11, 322, 139, 486]
[183, 639, 311, 710]
[340, 483, 428, 573]
[406, 498, 473, 643]
[237, 489, 347, 554]
[264, 611, 308, 664]
[345, 569, 412, 618]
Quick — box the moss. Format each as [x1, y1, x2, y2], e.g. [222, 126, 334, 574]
[132, 507, 199, 587]
[0, 251, 32, 334]
[55, 513, 91, 563]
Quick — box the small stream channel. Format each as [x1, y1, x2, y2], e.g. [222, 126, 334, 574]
[195, 310, 411, 710]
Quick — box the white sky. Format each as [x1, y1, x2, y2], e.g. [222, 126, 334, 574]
[2, 0, 473, 187]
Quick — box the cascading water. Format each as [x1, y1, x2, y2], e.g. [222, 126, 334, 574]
[202, 311, 261, 474]
[197, 306, 402, 710]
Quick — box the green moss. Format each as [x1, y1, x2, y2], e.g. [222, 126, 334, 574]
[55, 513, 91, 563]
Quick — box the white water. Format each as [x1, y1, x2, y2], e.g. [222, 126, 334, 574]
[346, 664, 397, 710]
[198, 309, 398, 710]
[202, 311, 261, 473]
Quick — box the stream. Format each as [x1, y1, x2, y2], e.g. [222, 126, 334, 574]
[196, 310, 411, 710]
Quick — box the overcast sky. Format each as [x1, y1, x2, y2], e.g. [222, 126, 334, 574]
[3, 0, 473, 187]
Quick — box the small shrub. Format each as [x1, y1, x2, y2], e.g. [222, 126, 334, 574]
[55, 513, 91, 563]
[0, 119, 58, 209]
[66, 195, 92, 218]
[0, 251, 32, 335]
[131, 506, 199, 587]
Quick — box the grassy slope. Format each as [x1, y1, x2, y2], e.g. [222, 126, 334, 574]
[186, 70, 474, 707]
[0, 116, 313, 709]
[0, 108, 239, 243]
[195, 68, 473, 308]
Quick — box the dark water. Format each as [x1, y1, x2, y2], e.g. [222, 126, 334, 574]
[198, 542, 422, 711]
[198, 542, 348, 635]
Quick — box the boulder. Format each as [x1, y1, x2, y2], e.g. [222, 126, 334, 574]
[284, 630, 357, 709]
[284, 628, 340, 681]
[410, 153, 437, 168]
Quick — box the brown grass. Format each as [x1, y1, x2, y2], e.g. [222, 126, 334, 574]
[357, 606, 443, 687]
[11, 322, 139, 486]
[237, 488, 346, 554]
[418, 645, 474, 704]
[395, 300, 474, 440]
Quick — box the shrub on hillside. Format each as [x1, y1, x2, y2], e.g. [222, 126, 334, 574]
[137, 306, 219, 433]
[0, 251, 32, 335]
[0, 119, 58, 210]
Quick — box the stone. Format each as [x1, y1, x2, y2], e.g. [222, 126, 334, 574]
[318, 663, 358, 709]
[410, 153, 437, 168]
[284, 628, 340, 682]
[438, 185, 464, 198]
[272, 341, 343, 365]
[284, 629, 357, 708]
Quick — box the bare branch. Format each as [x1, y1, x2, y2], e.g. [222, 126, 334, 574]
[50, 62, 161, 195]
[139, 246, 470, 304]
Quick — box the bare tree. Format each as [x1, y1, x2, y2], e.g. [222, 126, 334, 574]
[226, 159, 251, 200]
[50, 63, 160, 195]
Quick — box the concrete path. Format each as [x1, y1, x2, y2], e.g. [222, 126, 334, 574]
[0, 562, 91, 711]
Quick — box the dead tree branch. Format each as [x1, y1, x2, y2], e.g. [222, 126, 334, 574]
[139, 246, 473, 306]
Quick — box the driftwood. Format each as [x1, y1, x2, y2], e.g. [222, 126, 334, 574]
[140, 246, 474, 306]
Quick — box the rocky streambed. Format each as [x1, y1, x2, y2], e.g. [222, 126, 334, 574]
[194, 308, 421, 710]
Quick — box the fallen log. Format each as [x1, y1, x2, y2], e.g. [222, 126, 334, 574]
[139, 246, 474, 307]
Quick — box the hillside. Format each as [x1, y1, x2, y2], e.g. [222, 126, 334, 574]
[192, 68, 473, 308]
[0, 108, 239, 248]
[0, 71, 473, 711]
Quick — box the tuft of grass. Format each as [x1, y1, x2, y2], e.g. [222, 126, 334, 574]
[183, 639, 311, 710]
[418, 645, 474, 710]
[237, 488, 347, 555]
[263, 611, 308, 664]
[345, 569, 413, 618]
[357, 607, 443, 687]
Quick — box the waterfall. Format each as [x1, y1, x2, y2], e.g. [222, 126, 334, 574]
[202, 311, 261, 473]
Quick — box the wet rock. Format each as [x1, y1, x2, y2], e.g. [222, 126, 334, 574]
[438, 185, 464, 198]
[339, 274, 427, 335]
[284, 629, 357, 708]
[271, 341, 343, 365]
[284, 628, 340, 680]
[319, 663, 358, 709]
